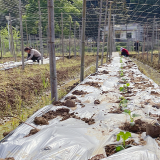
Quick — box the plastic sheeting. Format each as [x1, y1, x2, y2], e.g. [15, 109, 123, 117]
[0, 53, 160, 160]
[0, 57, 60, 70]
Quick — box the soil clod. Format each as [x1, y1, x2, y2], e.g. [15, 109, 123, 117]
[25, 128, 40, 137]
[0, 158, 15, 160]
[53, 101, 65, 106]
[94, 99, 100, 104]
[34, 117, 49, 125]
[146, 123, 160, 138]
[88, 154, 105, 160]
[101, 70, 109, 74]
[84, 82, 101, 88]
[72, 90, 89, 95]
[64, 100, 76, 108]
[119, 119, 146, 134]
[109, 107, 123, 114]
[3, 131, 11, 137]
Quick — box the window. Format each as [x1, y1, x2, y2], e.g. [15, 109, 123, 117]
[116, 34, 120, 39]
[127, 33, 132, 39]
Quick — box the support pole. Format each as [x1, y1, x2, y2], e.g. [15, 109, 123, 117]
[142, 24, 146, 59]
[80, 0, 86, 82]
[151, 16, 155, 63]
[74, 21, 76, 58]
[25, 19, 29, 46]
[158, 29, 160, 64]
[147, 19, 149, 61]
[29, 34, 32, 47]
[38, 0, 44, 64]
[112, 14, 116, 52]
[0, 37, 2, 59]
[47, 0, 58, 102]
[19, 0, 24, 70]
[69, 18, 71, 59]
[79, 25, 81, 56]
[101, 0, 108, 65]
[107, 2, 112, 61]
[96, 0, 102, 72]
[61, 12, 64, 61]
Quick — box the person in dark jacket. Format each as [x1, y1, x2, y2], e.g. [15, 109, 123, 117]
[24, 47, 41, 63]
[120, 47, 129, 57]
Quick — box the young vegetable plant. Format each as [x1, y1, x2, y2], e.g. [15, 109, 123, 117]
[116, 131, 132, 152]
[119, 83, 130, 93]
[122, 78, 127, 83]
[119, 97, 128, 108]
[120, 58, 123, 63]
[124, 109, 140, 126]
[120, 70, 124, 77]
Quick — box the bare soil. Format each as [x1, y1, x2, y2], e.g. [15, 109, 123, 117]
[88, 154, 105, 160]
[33, 108, 95, 128]
[72, 90, 89, 95]
[0, 56, 95, 115]
[119, 119, 146, 134]
[101, 70, 109, 74]
[105, 139, 138, 157]
[84, 82, 101, 88]
[25, 128, 40, 137]
[146, 123, 160, 138]
[0, 158, 15, 160]
[109, 107, 123, 114]
[94, 99, 100, 104]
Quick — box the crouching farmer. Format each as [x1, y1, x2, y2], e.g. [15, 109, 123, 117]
[120, 47, 129, 57]
[24, 47, 41, 63]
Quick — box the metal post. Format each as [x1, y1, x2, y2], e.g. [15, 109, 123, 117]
[142, 24, 146, 59]
[158, 30, 160, 64]
[61, 12, 64, 61]
[151, 16, 155, 62]
[147, 19, 149, 61]
[19, 0, 25, 70]
[47, 27, 49, 57]
[110, 24, 112, 58]
[112, 14, 116, 52]
[80, 0, 86, 82]
[25, 19, 29, 46]
[107, 2, 112, 61]
[101, 0, 108, 65]
[0, 37, 2, 59]
[74, 21, 76, 58]
[69, 18, 71, 59]
[96, 0, 102, 72]
[29, 34, 32, 47]
[79, 25, 81, 56]
[47, 0, 58, 102]
[38, 0, 44, 64]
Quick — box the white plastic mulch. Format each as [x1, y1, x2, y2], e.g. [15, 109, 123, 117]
[0, 52, 160, 160]
[0, 57, 60, 70]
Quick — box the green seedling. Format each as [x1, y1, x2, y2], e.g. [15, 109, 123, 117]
[119, 83, 130, 93]
[120, 70, 124, 77]
[122, 78, 127, 83]
[124, 109, 140, 126]
[120, 59, 123, 63]
[119, 97, 128, 108]
[116, 131, 132, 152]
[42, 77, 49, 89]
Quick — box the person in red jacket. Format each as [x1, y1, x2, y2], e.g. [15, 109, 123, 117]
[120, 47, 129, 57]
